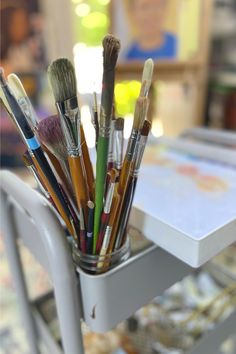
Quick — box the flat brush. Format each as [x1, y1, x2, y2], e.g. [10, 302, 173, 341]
[118, 95, 148, 194]
[87, 200, 94, 254]
[114, 117, 124, 172]
[93, 34, 120, 253]
[108, 96, 149, 252]
[96, 168, 118, 253]
[37, 115, 74, 193]
[48, 58, 90, 217]
[140, 59, 154, 97]
[7, 73, 38, 130]
[0, 68, 76, 237]
[115, 120, 151, 250]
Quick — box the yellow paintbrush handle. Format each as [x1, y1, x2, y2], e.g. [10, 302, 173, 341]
[68, 155, 88, 223]
[32, 156, 75, 236]
[80, 126, 95, 200]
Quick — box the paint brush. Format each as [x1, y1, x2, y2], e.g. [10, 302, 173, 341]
[92, 92, 99, 149]
[48, 58, 90, 219]
[22, 151, 53, 204]
[115, 120, 151, 249]
[96, 168, 118, 253]
[7, 73, 38, 130]
[108, 96, 149, 252]
[140, 59, 154, 97]
[0, 68, 76, 237]
[87, 200, 94, 254]
[93, 34, 120, 253]
[79, 207, 87, 253]
[37, 115, 74, 192]
[114, 117, 124, 172]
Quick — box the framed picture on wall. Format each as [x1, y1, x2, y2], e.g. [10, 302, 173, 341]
[111, 0, 201, 63]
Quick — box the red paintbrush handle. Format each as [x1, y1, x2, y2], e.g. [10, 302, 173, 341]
[96, 212, 109, 253]
[80, 230, 87, 253]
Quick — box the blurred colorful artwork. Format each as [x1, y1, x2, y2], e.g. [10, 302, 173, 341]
[133, 146, 236, 240]
[112, 0, 201, 62]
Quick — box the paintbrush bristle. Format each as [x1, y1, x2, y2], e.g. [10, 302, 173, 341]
[133, 97, 149, 130]
[140, 59, 154, 97]
[141, 120, 151, 137]
[7, 74, 27, 99]
[142, 59, 154, 84]
[0, 68, 7, 86]
[47, 58, 77, 102]
[102, 34, 120, 70]
[115, 117, 124, 131]
[37, 115, 67, 161]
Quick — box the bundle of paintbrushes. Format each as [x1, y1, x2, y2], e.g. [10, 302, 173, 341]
[0, 34, 153, 271]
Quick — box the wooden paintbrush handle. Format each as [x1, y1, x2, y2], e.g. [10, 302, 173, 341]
[118, 159, 131, 194]
[68, 155, 88, 223]
[80, 126, 95, 200]
[32, 156, 75, 236]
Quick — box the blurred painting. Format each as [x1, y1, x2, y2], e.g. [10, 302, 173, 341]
[0, 0, 47, 76]
[112, 0, 201, 62]
[112, 0, 178, 62]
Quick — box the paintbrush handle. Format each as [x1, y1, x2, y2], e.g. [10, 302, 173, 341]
[118, 159, 132, 194]
[68, 155, 88, 222]
[115, 177, 136, 250]
[93, 135, 109, 253]
[80, 230, 87, 253]
[80, 126, 94, 200]
[32, 154, 75, 236]
[96, 212, 109, 253]
[43, 145, 74, 198]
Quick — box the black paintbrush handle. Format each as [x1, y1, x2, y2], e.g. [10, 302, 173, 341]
[115, 177, 137, 249]
[1, 83, 33, 139]
[33, 147, 72, 219]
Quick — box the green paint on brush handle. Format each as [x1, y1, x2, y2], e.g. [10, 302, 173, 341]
[93, 136, 109, 253]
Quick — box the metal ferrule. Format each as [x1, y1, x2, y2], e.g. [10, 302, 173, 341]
[132, 136, 147, 177]
[127, 129, 139, 162]
[115, 131, 123, 170]
[108, 121, 115, 162]
[56, 99, 82, 156]
[102, 226, 112, 249]
[104, 182, 115, 214]
[18, 97, 38, 129]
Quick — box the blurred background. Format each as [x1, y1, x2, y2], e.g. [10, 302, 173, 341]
[1, 0, 236, 167]
[0, 1, 236, 353]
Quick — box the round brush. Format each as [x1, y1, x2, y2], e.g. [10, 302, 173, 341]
[140, 58, 154, 97]
[7, 73, 38, 130]
[93, 34, 120, 253]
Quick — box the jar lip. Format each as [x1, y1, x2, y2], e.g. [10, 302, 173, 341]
[72, 238, 130, 274]
[72, 237, 130, 260]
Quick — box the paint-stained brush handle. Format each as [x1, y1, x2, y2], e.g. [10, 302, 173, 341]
[80, 126, 94, 200]
[68, 155, 89, 224]
[93, 135, 109, 253]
